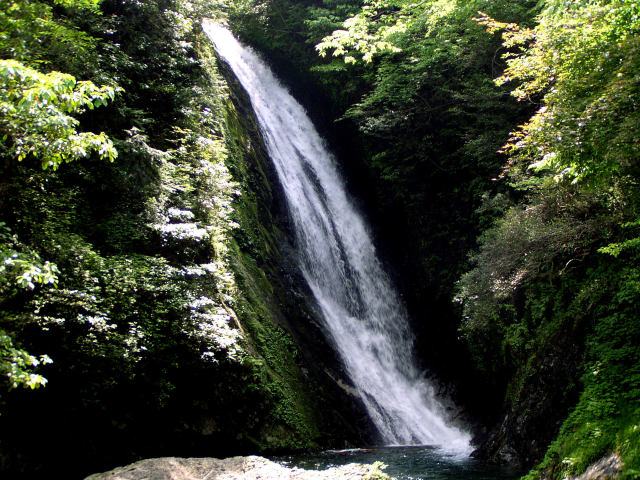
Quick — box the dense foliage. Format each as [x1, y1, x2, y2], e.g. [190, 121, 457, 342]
[455, 0, 640, 476]
[0, 0, 116, 394]
[0, 0, 352, 476]
[227, 0, 640, 477]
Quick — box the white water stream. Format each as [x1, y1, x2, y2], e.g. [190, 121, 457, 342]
[204, 20, 472, 455]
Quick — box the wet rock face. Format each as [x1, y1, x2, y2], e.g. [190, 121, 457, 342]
[85, 456, 389, 480]
[218, 52, 377, 447]
[474, 332, 583, 468]
[570, 454, 622, 480]
[534, 454, 623, 480]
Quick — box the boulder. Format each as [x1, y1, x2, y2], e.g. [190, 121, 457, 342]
[85, 455, 389, 480]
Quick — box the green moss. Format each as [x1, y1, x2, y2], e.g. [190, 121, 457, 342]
[224, 178, 321, 449]
[204, 33, 324, 449]
[1, 8, 326, 475]
[508, 258, 640, 479]
[364, 462, 391, 480]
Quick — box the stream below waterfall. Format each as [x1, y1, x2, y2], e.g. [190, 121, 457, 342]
[274, 447, 520, 480]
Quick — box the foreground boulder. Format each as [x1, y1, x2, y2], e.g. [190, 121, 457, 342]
[85, 456, 389, 480]
[564, 454, 622, 480]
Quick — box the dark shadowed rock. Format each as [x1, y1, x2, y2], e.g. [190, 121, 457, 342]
[474, 326, 584, 468]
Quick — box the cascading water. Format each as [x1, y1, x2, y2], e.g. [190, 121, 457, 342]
[204, 20, 472, 456]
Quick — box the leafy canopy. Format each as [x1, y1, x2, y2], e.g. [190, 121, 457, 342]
[0, 0, 100, 64]
[0, 59, 118, 169]
[458, 0, 640, 355]
[315, 0, 418, 63]
[315, 0, 482, 63]
[0, 0, 117, 396]
[476, 0, 640, 187]
[0, 223, 57, 391]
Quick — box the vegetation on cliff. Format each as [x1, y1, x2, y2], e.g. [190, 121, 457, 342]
[458, 2, 640, 477]
[0, 0, 361, 476]
[226, 0, 640, 478]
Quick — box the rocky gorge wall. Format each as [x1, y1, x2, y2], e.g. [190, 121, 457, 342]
[0, 6, 371, 477]
[213, 36, 376, 450]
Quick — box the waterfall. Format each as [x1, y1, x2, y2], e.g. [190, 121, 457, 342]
[204, 20, 472, 456]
